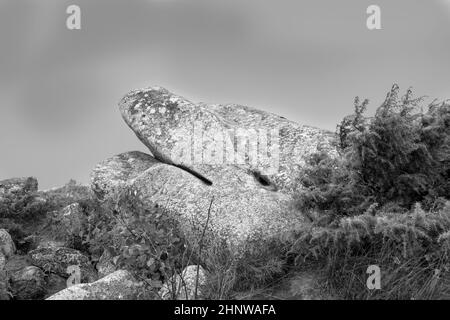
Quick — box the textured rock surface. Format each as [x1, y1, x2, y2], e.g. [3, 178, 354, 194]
[0, 229, 16, 258]
[91, 86, 338, 254]
[10, 266, 46, 300]
[119, 86, 337, 193]
[0, 177, 38, 198]
[0, 253, 5, 271]
[44, 273, 67, 299]
[29, 247, 96, 283]
[96, 249, 116, 278]
[0, 253, 7, 300]
[92, 151, 303, 250]
[46, 270, 144, 300]
[159, 265, 207, 300]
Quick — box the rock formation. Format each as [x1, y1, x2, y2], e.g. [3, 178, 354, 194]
[91, 86, 337, 254]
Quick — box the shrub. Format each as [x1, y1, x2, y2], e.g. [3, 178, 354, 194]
[84, 188, 192, 299]
[291, 85, 450, 299]
[298, 85, 450, 217]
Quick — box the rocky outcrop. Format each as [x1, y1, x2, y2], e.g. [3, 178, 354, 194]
[91, 86, 338, 255]
[119, 86, 337, 194]
[46, 270, 145, 300]
[159, 265, 207, 300]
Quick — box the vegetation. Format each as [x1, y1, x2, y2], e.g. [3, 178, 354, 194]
[1, 85, 448, 300]
[290, 85, 450, 299]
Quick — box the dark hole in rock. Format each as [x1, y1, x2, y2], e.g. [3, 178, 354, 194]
[253, 171, 270, 185]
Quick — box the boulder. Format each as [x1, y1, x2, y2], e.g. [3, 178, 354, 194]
[0, 229, 16, 258]
[159, 265, 207, 300]
[10, 266, 46, 300]
[28, 247, 96, 283]
[46, 270, 145, 300]
[91, 86, 337, 255]
[91, 151, 303, 251]
[119, 86, 337, 194]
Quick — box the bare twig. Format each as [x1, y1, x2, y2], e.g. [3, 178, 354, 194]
[194, 196, 214, 299]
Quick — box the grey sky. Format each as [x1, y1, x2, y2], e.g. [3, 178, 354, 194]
[1, 0, 449, 189]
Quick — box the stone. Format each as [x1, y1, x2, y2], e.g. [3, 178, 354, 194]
[159, 265, 207, 300]
[96, 249, 117, 278]
[10, 266, 46, 300]
[43, 273, 67, 299]
[28, 247, 97, 283]
[0, 270, 9, 300]
[91, 86, 338, 256]
[0, 252, 5, 271]
[0, 229, 16, 258]
[91, 151, 304, 252]
[46, 270, 145, 300]
[119, 86, 337, 194]
[4, 255, 31, 274]
[0, 177, 38, 197]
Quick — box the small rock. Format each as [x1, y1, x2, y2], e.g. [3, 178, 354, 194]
[10, 266, 46, 300]
[0, 229, 16, 259]
[29, 247, 96, 283]
[96, 249, 116, 278]
[159, 265, 207, 300]
[46, 270, 145, 300]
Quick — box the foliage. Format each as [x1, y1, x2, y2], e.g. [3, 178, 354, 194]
[298, 85, 450, 217]
[291, 85, 450, 299]
[286, 202, 450, 299]
[84, 188, 192, 299]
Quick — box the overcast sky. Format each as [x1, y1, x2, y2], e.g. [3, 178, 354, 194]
[1, 0, 449, 189]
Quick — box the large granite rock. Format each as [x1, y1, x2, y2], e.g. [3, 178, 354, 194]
[92, 86, 337, 254]
[119, 86, 337, 194]
[46, 270, 145, 300]
[92, 151, 303, 251]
